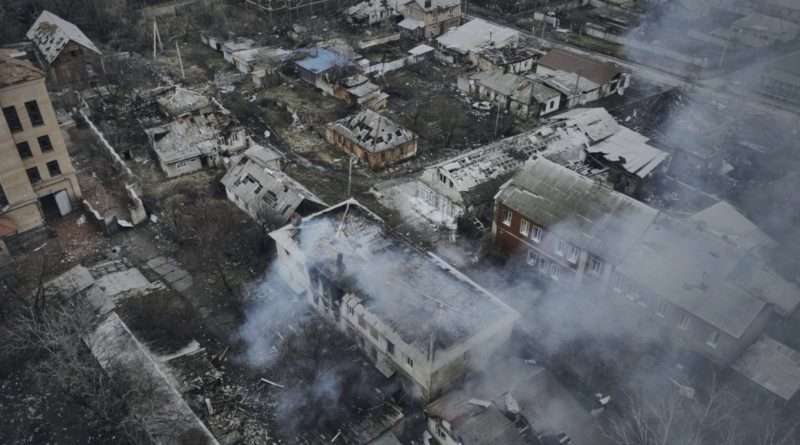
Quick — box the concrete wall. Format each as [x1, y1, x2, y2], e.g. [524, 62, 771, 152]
[161, 157, 204, 178]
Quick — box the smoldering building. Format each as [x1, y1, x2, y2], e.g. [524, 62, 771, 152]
[269, 200, 520, 401]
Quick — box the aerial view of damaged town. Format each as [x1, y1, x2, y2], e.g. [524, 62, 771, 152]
[3, 0, 800, 444]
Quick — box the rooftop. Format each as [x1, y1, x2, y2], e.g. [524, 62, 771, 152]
[156, 87, 212, 117]
[437, 19, 520, 55]
[329, 109, 416, 153]
[538, 49, 622, 86]
[733, 336, 800, 400]
[270, 200, 519, 351]
[0, 56, 44, 88]
[690, 201, 775, 251]
[232, 46, 294, 67]
[407, 0, 461, 10]
[479, 46, 545, 65]
[295, 47, 351, 74]
[426, 395, 528, 445]
[26, 10, 101, 65]
[146, 115, 225, 163]
[497, 157, 659, 264]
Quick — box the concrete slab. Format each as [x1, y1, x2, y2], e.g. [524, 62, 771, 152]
[95, 269, 160, 298]
[171, 276, 194, 292]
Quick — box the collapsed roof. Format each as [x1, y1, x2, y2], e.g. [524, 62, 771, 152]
[538, 49, 623, 86]
[26, 10, 101, 65]
[329, 109, 416, 153]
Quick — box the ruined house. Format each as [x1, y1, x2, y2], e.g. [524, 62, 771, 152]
[269, 200, 520, 401]
[231, 46, 294, 75]
[221, 144, 326, 228]
[475, 46, 545, 74]
[347, 0, 403, 26]
[535, 49, 630, 107]
[457, 70, 561, 118]
[492, 158, 800, 365]
[222, 37, 255, 63]
[416, 108, 666, 223]
[325, 109, 418, 170]
[145, 88, 247, 178]
[334, 74, 389, 110]
[398, 0, 463, 40]
[425, 358, 611, 445]
[26, 10, 104, 90]
[435, 19, 520, 65]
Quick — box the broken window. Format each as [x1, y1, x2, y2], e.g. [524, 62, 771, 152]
[556, 239, 566, 257]
[526, 250, 539, 267]
[531, 225, 543, 243]
[550, 263, 560, 280]
[47, 160, 61, 177]
[38, 135, 53, 152]
[568, 246, 580, 264]
[707, 330, 720, 348]
[406, 356, 414, 368]
[519, 218, 530, 237]
[656, 300, 667, 318]
[3, 106, 22, 132]
[678, 314, 691, 330]
[16, 142, 32, 159]
[0, 183, 8, 208]
[501, 208, 512, 226]
[26, 166, 41, 185]
[589, 256, 604, 276]
[386, 339, 395, 356]
[25, 100, 44, 127]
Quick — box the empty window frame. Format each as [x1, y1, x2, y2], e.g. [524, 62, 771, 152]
[567, 245, 580, 264]
[25, 101, 44, 127]
[531, 225, 543, 243]
[589, 256, 604, 276]
[386, 340, 395, 355]
[501, 208, 512, 226]
[3, 106, 22, 132]
[519, 218, 530, 237]
[16, 142, 32, 159]
[47, 160, 61, 177]
[38, 135, 53, 152]
[527, 250, 540, 267]
[678, 314, 691, 330]
[26, 167, 41, 185]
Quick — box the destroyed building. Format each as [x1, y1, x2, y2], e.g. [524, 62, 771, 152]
[534, 49, 630, 108]
[269, 200, 520, 401]
[398, 0, 464, 40]
[475, 46, 545, 74]
[230, 46, 294, 76]
[334, 74, 389, 110]
[25, 10, 104, 90]
[425, 358, 611, 445]
[347, 0, 403, 26]
[144, 87, 248, 178]
[457, 70, 561, 118]
[416, 108, 666, 223]
[1, 56, 81, 239]
[493, 158, 800, 365]
[325, 109, 418, 170]
[221, 144, 327, 228]
[435, 19, 520, 65]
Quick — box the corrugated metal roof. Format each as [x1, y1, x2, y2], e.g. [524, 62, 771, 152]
[26, 10, 101, 65]
[437, 19, 520, 55]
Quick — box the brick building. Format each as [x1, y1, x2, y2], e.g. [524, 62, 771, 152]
[325, 109, 418, 170]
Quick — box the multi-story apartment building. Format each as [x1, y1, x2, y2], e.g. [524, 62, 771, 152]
[270, 200, 520, 401]
[0, 56, 81, 238]
[492, 158, 799, 365]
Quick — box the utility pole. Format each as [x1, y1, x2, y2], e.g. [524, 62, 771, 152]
[152, 19, 164, 60]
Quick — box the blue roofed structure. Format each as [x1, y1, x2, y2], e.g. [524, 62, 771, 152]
[295, 47, 351, 77]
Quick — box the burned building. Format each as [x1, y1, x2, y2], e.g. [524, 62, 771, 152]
[221, 144, 327, 228]
[26, 10, 104, 90]
[425, 358, 612, 445]
[346, 0, 403, 26]
[269, 200, 520, 401]
[475, 46, 545, 74]
[492, 158, 800, 365]
[325, 109, 418, 170]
